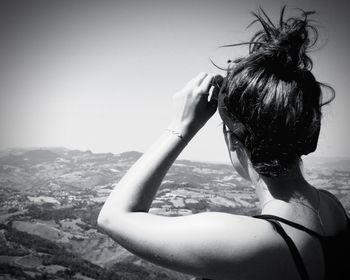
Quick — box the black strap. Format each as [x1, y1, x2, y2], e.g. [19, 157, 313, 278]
[262, 218, 310, 280]
[254, 214, 322, 238]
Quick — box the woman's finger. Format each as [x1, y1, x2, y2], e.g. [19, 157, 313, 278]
[210, 85, 220, 102]
[210, 75, 224, 101]
[198, 74, 215, 94]
[208, 75, 224, 109]
[208, 89, 219, 110]
[187, 72, 208, 89]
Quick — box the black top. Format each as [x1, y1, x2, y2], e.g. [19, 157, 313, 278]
[202, 191, 350, 280]
[253, 213, 350, 280]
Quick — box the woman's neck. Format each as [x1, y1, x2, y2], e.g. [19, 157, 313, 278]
[251, 162, 316, 210]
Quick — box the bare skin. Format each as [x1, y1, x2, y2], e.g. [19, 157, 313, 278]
[97, 73, 348, 280]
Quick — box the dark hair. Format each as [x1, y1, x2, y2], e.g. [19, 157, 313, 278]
[219, 6, 335, 177]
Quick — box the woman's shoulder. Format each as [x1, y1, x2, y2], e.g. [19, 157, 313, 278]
[252, 213, 326, 280]
[318, 189, 349, 235]
[189, 212, 308, 280]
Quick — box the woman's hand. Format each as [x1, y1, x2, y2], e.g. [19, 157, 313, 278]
[168, 72, 223, 139]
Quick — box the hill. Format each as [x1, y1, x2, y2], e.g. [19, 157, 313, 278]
[0, 148, 349, 279]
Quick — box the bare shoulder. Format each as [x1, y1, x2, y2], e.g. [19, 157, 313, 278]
[318, 189, 348, 233]
[181, 212, 303, 279]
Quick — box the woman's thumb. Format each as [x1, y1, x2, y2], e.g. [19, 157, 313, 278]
[208, 75, 224, 108]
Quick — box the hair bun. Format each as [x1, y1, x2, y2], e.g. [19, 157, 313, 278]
[247, 7, 318, 72]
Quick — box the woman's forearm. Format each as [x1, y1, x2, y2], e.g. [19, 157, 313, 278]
[98, 125, 192, 219]
[98, 72, 220, 225]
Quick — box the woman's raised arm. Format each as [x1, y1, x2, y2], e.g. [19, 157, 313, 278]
[96, 73, 279, 279]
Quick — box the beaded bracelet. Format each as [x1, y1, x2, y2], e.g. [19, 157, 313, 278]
[166, 128, 184, 139]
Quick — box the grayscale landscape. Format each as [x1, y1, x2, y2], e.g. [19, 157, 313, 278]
[0, 148, 349, 279]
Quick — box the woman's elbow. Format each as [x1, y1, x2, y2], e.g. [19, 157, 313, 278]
[97, 206, 126, 232]
[97, 208, 109, 230]
[97, 203, 117, 231]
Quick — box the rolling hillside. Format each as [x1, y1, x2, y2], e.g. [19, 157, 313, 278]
[0, 148, 349, 279]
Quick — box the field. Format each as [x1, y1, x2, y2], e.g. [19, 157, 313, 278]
[0, 148, 349, 279]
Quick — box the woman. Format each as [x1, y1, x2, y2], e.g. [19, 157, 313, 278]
[97, 7, 349, 280]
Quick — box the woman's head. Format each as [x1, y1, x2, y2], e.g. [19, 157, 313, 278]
[218, 7, 335, 177]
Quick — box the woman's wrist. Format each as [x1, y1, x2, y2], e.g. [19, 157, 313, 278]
[166, 128, 185, 140]
[167, 122, 197, 142]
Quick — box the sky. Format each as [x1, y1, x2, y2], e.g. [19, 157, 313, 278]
[0, 0, 349, 163]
